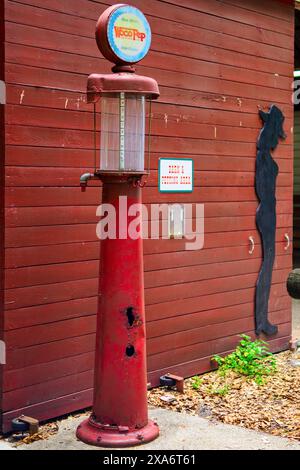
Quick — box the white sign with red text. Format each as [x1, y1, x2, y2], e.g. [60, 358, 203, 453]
[159, 158, 194, 193]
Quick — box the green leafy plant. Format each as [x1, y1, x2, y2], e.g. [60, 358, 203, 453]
[210, 385, 231, 396]
[191, 376, 203, 390]
[212, 334, 277, 385]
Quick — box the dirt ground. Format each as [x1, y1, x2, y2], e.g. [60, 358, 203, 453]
[148, 349, 300, 441]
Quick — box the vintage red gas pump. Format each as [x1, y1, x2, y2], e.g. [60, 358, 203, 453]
[76, 4, 160, 447]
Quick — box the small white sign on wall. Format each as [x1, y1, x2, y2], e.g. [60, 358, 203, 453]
[159, 158, 194, 193]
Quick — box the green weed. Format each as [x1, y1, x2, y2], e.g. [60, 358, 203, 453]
[212, 334, 277, 385]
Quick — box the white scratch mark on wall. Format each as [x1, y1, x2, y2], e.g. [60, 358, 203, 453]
[20, 90, 25, 105]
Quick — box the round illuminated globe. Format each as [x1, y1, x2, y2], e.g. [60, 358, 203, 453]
[96, 4, 152, 65]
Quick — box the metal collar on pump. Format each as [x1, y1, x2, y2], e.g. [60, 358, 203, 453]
[87, 72, 160, 103]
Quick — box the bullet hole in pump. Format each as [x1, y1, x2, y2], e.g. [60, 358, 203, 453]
[126, 307, 135, 327]
[126, 345, 135, 357]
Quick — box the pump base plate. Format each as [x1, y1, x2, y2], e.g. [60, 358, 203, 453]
[76, 417, 159, 448]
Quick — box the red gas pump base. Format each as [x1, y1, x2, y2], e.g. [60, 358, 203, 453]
[76, 416, 159, 448]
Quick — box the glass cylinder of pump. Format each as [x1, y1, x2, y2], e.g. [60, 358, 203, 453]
[100, 92, 146, 172]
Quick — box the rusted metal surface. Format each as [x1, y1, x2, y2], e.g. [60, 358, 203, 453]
[76, 175, 159, 447]
[165, 374, 185, 394]
[77, 414, 159, 447]
[19, 415, 39, 435]
[87, 73, 160, 103]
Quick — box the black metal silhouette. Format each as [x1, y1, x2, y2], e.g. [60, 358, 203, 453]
[255, 105, 286, 336]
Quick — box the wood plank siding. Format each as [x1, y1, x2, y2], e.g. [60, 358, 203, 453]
[0, 0, 5, 430]
[294, 109, 300, 264]
[0, 0, 295, 432]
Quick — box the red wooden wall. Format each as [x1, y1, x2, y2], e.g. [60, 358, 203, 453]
[0, 0, 295, 432]
[0, 0, 5, 427]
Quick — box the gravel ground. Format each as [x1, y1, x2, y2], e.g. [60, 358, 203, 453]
[148, 350, 300, 441]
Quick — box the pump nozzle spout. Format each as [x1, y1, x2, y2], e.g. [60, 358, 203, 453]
[80, 173, 95, 191]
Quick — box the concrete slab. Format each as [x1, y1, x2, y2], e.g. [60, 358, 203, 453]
[14, 408, 300, 451]
[0, 440, 15, 450]
[293, 299, 300, 339]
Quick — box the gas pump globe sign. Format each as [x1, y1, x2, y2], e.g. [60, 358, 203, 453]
[108, 6, 151, 63]
[96, 4, 151, 64]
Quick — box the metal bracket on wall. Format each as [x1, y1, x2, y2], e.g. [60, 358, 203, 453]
[284, 233, 290, 251]
[249, 236, 255, 255]
[165, 373, 185, 394]
[19, 416, 39, 436]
